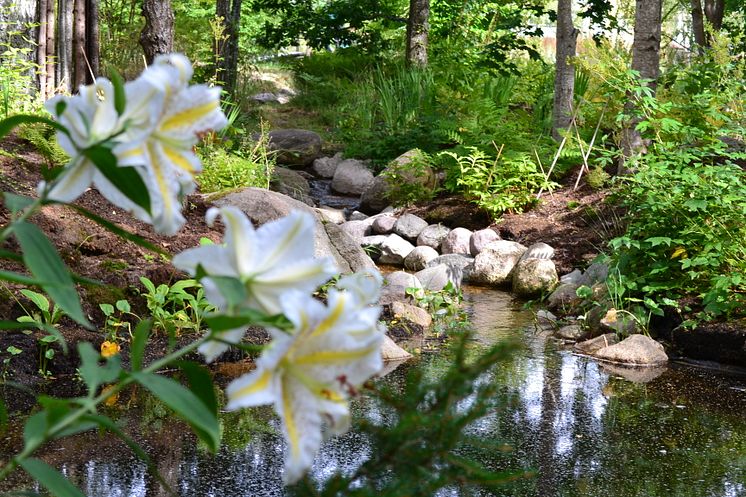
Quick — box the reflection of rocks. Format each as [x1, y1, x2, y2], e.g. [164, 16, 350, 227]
[600, 363, 666, 383]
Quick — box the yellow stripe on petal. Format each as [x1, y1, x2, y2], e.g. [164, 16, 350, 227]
[120, 147, 143, 159]
[148, 142, 172, 220]
[231, 368, 273, 399]
[294, 346, 377, 365]
[160, 102, 218, 131]
[163, 145, 197, 174]
[282, 379, 301, 458]
[311, 294, 346, 338]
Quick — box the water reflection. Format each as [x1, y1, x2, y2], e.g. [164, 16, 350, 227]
[2, 289, 746, 496]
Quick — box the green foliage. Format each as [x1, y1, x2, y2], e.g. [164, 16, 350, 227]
[17, 123, 69, 168]
[440, 146, 557, 220]
[139, 277, 216, 335]
[99, 299, 138, 342]
[16, 289, 64, 327]
[406, 281, 467, 335]
[380, 149, 437, 206]
[198, 130, 275, 193]
[0, 8, 40, 117]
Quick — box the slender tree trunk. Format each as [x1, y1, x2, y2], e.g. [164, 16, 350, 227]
[215, 0, 242, 96]
[551, 0, 577, 142]
[406, 0, 429, 67]
[619, 0, 662, 174]
[73, 0, 86, 88]
[139, 0, 174, 65]
[58, 0, 74, 93]
[691, 0, 707, 51]
[86, 0, 99, 81]
[703, 0, 725, 31]
[38, 0, 48, 95]
[45, 0, 55, 95]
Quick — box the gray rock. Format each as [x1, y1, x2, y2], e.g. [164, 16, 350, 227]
[470, 240, 527, 286]
[578, 261, 610, 287]
[394, 214, 429, 241]
[315, 207, 346, 224]
[211, 188, 366, 273]
[331, 159, 375, 196]
[417, 224, 451, 250]
[359, 176, 390, 214]
[520, 242, 555, 261]
[251, 92, 280, 104]
[379, 284, 410, 305]
[554, 324, 588, 341]
[574, 333, 619, 355]
[264, 129, 322, 167]
[381, 335, 412, 361]
[340, 220, 371, 241]
[390, 301, 432, 329]
[512, 259, 559, 297]
[537, 310, 558, 325]
[349, 211, 369, 221]
[404, 246, 440, 271]
[470, 229, 500, 256]
[441, 227, 473, 255]
[378, 234, 416, 265]
[270, 166, 313, 205]
[547, 283, 581, 311]
[371, 215, 397, 235]
[386, 271, 422, 290]
[594, 334, 668, 366]
[312, 152, 343, 178]
[361, 235, 388, 247]
[427, 254, 474, 284]
[415, 264, 452, 291]
[323, 222, 377, 272]
[560, 269, 583, 285]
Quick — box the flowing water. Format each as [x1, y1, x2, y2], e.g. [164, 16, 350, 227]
[2, 288, 746, 496]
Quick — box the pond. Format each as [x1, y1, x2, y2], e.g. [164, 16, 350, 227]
[1, 288, 745, 496]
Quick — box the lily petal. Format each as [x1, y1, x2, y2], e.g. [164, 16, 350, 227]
[198, 327, 247, 363]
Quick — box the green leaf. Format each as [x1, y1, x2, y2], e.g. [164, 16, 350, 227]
[110, 69, 127, 116]
[0, 270, 42, 286]
[0, 249, 23, 262]
[204, 275, 247, 309]
[13, 221, 90, 329]
[177, 361, 218, 415]
[115, 300, 130, 313]
[0, 115, 68, 141]
[130, 319, 152, 372]
[99, 303, 114, 316]
[20, 289, 50, 313]
[19, 458, 86, 497]
[23, 412, 47, 449]
[130, 371, 220, 452]
[645, 236, 672, 247]
[205, 311, 292, 332]
[67, 204, 170, 258]
[82, 145, 151, 214]
[3, 193, 35, 214]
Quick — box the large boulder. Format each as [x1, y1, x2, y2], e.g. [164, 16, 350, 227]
[404, 246, 439, 271]
[394, 214, 429, 241]
[339, 220, 371, 242]
[381, 335, 412, 361]
[415, 264, 452, 291]
[578, 260, 610, 287]
[331, 159, 375, 195]
[546, 283, 582, 311]
[427, 254, 474, 285]
[315, 207, 346, 224]
[371, 215, 397, 235]
[359, 176, 390, 214]
[210, 188, 374, 273]
[323, 222, 377, 272]
[264, 129, 322, 167]
[512, 259, 559, 297]
[470, 240, 527, 286]
[312, 152, 344, 178]
[417, 224, 451, 250]
[270, 166, 313, 205]
[441, 228, 473, 255]
[574, 333, 619, 355]
[386, 271, 422, 290]
[593, 334, 668, 366]
[470, 229, 500, 256]
[390, 301, 432, 329]
[520, 242, 555, 261]
[378, 234, 416, 265]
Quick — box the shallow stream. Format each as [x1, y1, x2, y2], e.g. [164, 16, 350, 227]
[2, 288, 745, 496]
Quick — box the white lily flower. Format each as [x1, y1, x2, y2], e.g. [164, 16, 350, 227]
[172, 207, 338, 362]
[117, 53, 228, 235]
[225, 286, 384, 484]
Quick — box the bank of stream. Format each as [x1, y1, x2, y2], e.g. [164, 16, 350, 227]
[1, 287, 745, 496]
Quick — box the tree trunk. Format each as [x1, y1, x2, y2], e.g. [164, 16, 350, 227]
[73, 0, 86, 88]
[704, 0, 725, 31]
[37, 0, 48, 95]
[215, 0, 242, 96]
[619, 0, 662, 173]
[551, 0, 577, 142]
[45, 0, 55, 96]
[86, 0, 99, 81]
[139, 0, 174, 65]
[406, 0, 429, 67]
[691, 0, 707, 51]
[58, 0, 74, 93]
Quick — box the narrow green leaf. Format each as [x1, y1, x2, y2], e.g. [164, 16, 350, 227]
[110, 69, 127, 116]
[0, 115, 68, 141]
[130, 371, 220, 452]
[177, 361, 218, 415]
[0, 397, 7, 437]
[3, 193, 35, 213]
[23, 412, 47, 449]
[130, 319, 151, 372]
[0, 270, 41, 285]
[67, 204, 169, 257]
[205, 311, 292, 332]
[19, 458, 86, 497]
[0, 249, 23, 262]
[83, 145, 151, 214]
[13, 221, 90, 329]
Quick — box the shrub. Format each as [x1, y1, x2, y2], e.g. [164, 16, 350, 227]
[198, 133, 275, 193]
[381, 149, 438, 207]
